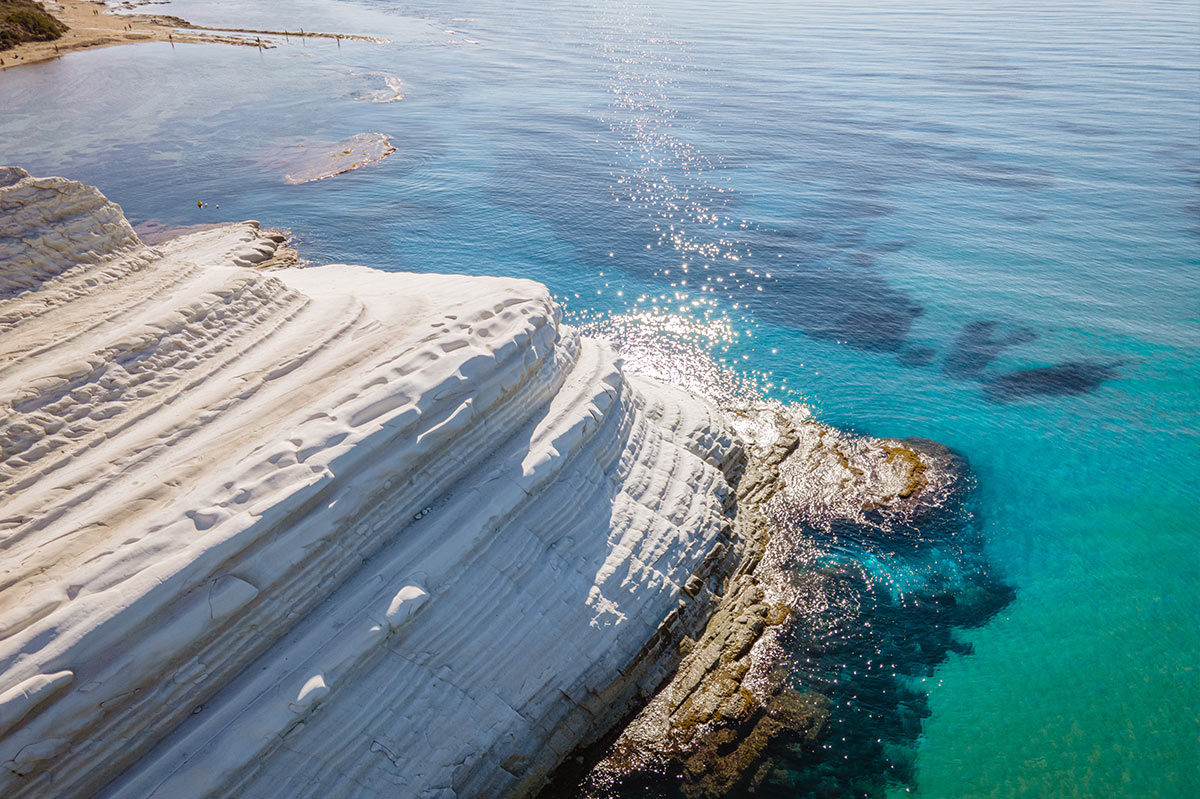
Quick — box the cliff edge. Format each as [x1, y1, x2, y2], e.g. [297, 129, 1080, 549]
[0, 168, 953, 799]
[0, 167, 745, 798]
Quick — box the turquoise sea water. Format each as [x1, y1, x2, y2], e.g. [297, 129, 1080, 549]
[1, 1, 1196, 796]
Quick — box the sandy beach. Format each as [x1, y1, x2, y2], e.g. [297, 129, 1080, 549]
[0, 0, 383, 69]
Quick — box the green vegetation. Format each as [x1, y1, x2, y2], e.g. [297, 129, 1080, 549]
[0, 1, 67, 51]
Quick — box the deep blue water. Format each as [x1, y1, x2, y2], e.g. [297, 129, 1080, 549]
[1, 1, 1197, 796]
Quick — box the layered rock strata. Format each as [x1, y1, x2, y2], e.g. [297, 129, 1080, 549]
[0, 167, 747, 798]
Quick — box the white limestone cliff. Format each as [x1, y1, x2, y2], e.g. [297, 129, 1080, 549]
[0, 167, 745, 798]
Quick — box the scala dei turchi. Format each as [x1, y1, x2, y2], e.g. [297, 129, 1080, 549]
[0, 167, 951, 799]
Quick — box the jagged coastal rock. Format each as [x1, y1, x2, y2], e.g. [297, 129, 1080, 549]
[532, 404, 959, 797]
[556, 412, 960, 797]
[0, 168, 949, 798]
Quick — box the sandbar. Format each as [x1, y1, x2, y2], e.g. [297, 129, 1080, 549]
[0, 0, 385, 69]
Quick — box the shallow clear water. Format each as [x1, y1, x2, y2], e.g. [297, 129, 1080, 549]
[1, 1, 1196, 796]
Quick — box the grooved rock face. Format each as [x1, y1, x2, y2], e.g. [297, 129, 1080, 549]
[0, 170, 743, 799]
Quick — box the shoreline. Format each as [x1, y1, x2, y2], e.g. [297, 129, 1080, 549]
[0, 0, 385, 70]
[0, 166, 1009, 798]
[0, 166, 750, 798]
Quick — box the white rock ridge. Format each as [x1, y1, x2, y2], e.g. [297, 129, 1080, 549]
[0, 167, 744, 798]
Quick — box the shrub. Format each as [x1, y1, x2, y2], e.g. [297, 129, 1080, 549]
[0, 1, 67, 51]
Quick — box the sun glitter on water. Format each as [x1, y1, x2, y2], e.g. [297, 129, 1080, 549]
[566, 306, 799, 412]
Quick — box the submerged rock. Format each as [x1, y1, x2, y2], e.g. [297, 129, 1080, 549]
[283, 132, 396, 184]
[0, 167, 1006, 799]
[548, 405, 958, 798]
[984, 360, 1118, 402]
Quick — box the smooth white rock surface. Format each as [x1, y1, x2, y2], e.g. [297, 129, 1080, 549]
[0, 167, 742, 798]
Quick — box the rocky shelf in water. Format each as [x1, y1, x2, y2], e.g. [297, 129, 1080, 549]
[283, 133, 396, 185]
[0, 167, 959, 798]
[541, 406, 965, 798]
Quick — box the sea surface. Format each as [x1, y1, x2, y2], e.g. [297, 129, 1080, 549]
[1, 1, 1196, 796]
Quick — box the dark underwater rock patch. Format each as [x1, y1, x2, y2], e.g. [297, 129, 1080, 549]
[754, 272, 924, 353]
[898, 346, 936, 367]
[942, 319, 1038, 379]
[945, 158, 1055, 191]
[984, 360, 1118, 402]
